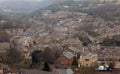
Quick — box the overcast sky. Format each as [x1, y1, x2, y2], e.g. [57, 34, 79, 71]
[0, 0, 56, 14]
[0, 0, 43, 2]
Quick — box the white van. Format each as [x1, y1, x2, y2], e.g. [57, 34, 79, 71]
[95, 65, 107, 71]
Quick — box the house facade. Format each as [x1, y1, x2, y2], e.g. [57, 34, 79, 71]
[78, 52, 98, 67]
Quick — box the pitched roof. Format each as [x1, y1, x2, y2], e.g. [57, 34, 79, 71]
[68, 46, 77, 52]
[65, 38, 82, 43]
[66, 68, 74, 74]
[56, 69, 66, 74]
[63, 52, 74, 59]
[81, 51, 97, 59]
[54, 68, 73, 74]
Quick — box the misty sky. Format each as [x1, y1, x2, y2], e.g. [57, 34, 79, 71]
[0, 0, 43, 2]
[0, 0, 56, 14]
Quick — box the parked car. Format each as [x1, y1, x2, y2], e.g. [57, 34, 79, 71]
[95, 63, 113, 71]
[97, 65, 106, 71]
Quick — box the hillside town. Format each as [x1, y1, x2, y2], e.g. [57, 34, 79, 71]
[0, 0, 120, 74]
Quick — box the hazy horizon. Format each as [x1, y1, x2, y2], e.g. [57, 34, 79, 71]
[0, 0, 43, 2]
[0, 0, 56, 14]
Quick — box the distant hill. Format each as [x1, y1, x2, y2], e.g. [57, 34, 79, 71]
[0, 0, 56, 17]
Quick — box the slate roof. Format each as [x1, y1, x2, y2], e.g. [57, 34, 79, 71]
[63, 52, 74, 59]
[68, 46, 77, 52]
[54, 68, 73, 74]
[65, 38, 82, 43]
[66, 68, 74, 74]
[81, 51, 96, 59]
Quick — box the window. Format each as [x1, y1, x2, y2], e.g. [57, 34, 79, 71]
[85, 59, 89, 61]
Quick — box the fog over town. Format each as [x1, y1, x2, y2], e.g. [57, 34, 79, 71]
[0, 0, 120, 74]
